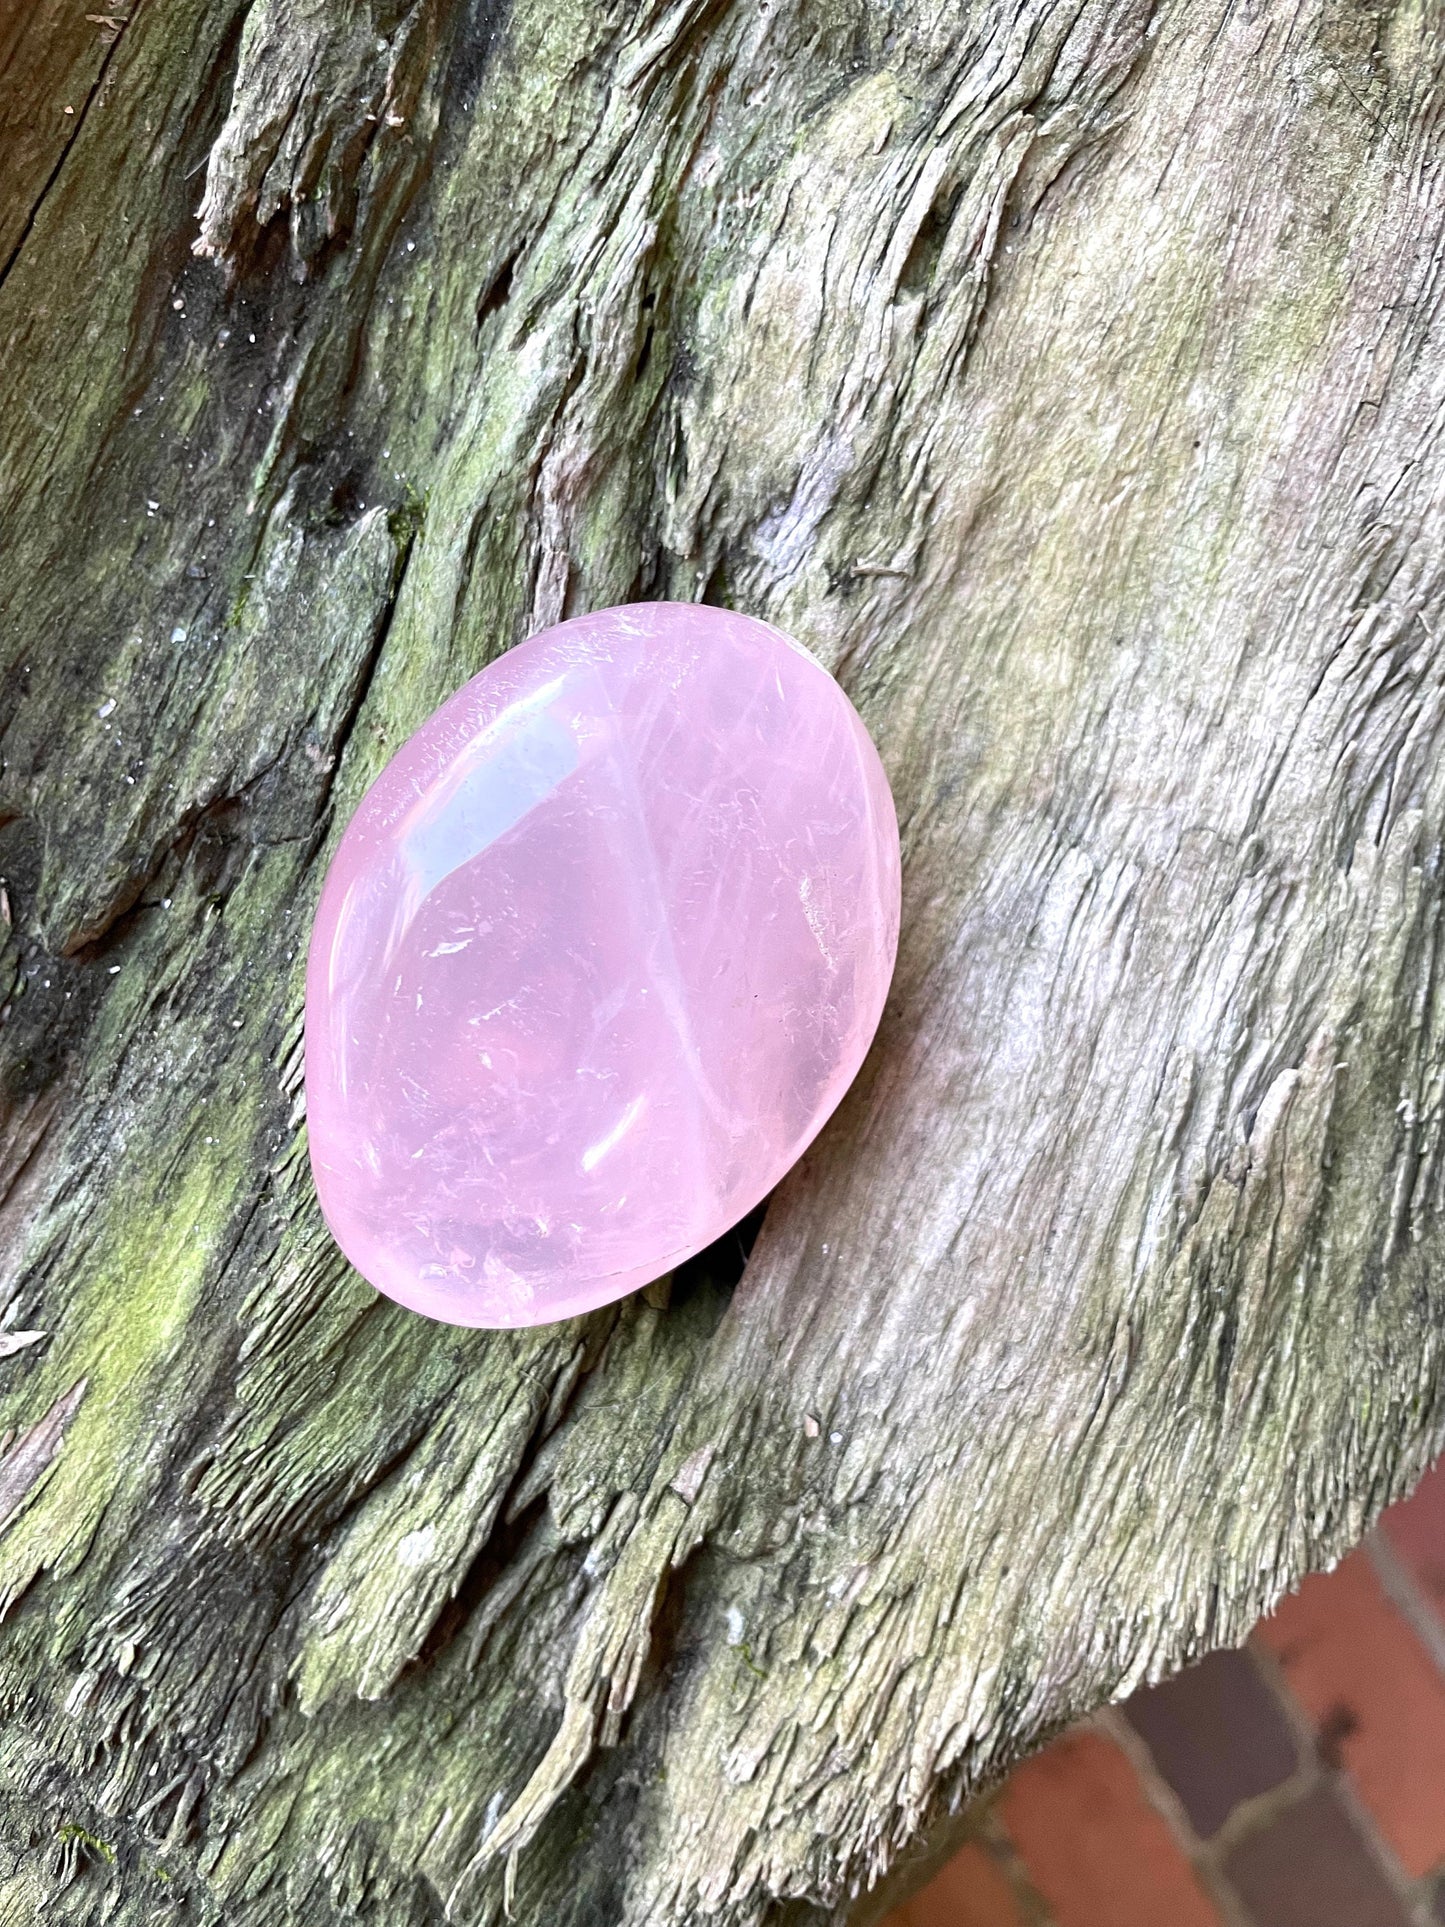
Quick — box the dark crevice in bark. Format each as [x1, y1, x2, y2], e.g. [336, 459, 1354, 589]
[305, 520, 421, 844]
[896, 185, 961, 305]
[699, 550, 736, 610]
[673, 1196, 771, 1305]
[475, 248, 518, 330]
[407, 1491, 551, 1682]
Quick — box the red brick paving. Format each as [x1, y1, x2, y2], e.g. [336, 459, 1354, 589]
[877, 1457, 1445, 1927]
[887, 1841, 1025, 1927]
[1221, 1781, 1413, 1927]
[1383, 1459, 1445, 1621]
[999, 1728, 1222, 1926]
[1254, 1547, 1445, 1877]
[1121, 1644, 1297, 1837]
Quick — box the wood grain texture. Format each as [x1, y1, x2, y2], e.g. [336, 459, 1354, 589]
[1, 0, 1444, 1922]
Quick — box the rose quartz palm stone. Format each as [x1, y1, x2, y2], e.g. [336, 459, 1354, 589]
[305, 601, 900, 1327]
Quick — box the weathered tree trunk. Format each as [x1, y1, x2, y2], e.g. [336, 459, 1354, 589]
[2, 0, 1444, 1921]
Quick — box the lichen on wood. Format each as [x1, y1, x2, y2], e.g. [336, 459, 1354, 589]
[1, 0, 1444, 1923]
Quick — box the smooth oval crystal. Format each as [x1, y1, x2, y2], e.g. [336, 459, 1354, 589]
[305, 602, 900, 1327]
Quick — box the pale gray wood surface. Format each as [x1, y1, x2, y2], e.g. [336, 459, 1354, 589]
[1, 1, 1443, 1921]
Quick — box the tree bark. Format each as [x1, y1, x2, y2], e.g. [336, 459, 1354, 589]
[2, 0, 1445, 1921]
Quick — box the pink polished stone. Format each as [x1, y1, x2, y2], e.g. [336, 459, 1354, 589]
[304, 602, 900, 1328]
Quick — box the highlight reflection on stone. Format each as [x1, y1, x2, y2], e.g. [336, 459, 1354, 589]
[304, 602, 901, 1327]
